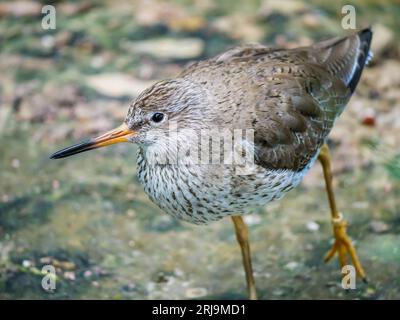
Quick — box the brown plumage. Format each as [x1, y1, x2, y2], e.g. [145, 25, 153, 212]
[50, 28, 372, 299]
[179, 28, 372, 171]
[51, 28, 372, 223]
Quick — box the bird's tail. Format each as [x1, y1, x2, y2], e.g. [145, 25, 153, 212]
[311, 27, 373, 93]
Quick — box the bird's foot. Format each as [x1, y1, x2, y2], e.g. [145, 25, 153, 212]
[324, 212, 367, 281]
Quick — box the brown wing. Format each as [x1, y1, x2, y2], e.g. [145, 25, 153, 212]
[251, 28, 372, 171]
[180, 29, 372, 171]
[253, 62, 349, 171]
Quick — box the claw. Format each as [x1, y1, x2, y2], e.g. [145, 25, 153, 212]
[325, 213, 367, 280]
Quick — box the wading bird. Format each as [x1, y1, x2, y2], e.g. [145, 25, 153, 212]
[51, 28, 372, 299]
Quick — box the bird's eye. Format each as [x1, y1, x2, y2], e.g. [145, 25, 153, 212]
[151, 112, 165, 123]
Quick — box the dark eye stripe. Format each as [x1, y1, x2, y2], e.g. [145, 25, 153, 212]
[151, 112, 165, 123]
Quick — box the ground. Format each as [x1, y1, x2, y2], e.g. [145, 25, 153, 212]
[0, 0, 399, 299]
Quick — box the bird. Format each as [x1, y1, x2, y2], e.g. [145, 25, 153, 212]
[50, 28, 373, 300]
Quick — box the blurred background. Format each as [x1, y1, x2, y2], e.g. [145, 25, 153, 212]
[0, 0, 399, 299]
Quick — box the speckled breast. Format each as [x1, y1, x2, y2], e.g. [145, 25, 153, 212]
[136, 150, 319, 225]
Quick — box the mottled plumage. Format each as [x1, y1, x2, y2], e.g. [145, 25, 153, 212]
[128, 29, 372, 224]
[51, 29, 372, 225]
[50, 29, 373, 298]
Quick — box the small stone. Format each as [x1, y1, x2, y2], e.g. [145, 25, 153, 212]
[259, 0, 307, 17]
[11, 158, 20, 168]
[302, 13, 321, 29]
[371, 24, 394, 57]
[84, 270, 93, 278]
[124, 38, 204, 60]
[64, 271, 76, 281]
[0, 1, 41, 17]
[41, 35, 55, 49]
[22, 260, 32, 268]
[52, 180, 60, 190]
[243, 214, 262, 226]
[370, 220, 390, 233]
[306, 221, 320, 232]
[92, 281, 99, 287]
[174, 268, 184, 277]
[128, 240, 136, 247]
[86, 73, 155, 98]
[284, 261, 299, 271]
[185, 287, 208, 298]
[272, 288, 285, 296]
[126, 209, 136, 218]
[39, 257, 52, 264]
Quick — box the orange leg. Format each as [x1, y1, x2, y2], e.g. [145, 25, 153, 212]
[231, 216, 258, 300]
[318, 144, 366, 280]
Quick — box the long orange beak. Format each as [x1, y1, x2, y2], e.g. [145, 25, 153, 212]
[50, 123, 136, 159]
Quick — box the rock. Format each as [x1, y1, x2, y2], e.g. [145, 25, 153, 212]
[0, 1, 41, 17]
[185, 287, 208, 298]
[58, 1, 92, 16]
[64, 271, 76, 281]
[134, 0, 205, 32]
[84, 270, 93, 278]
[284, 261, 299, 271]
[41, 35, 55, 50]
[306, 221, 320, 232]
[371, 24, 394, 58]
[123, 38, 204, 60]
[302, 13, 321, 29]
[370, 220, 390, 233]
[86, 73, 156, 98]
[272, 288, 285, 296]
[53, 260, 76, 270]
[259, 0, 308, 17]
[22, 260, 32, 268]
[212, 15, 265, 42]
[11, 158, 20, 169]
[243, 214, 262, 226]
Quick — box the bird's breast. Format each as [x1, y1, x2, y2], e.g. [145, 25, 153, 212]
[136, 148, 318, 225]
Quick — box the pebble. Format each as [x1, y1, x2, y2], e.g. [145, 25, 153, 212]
[185, 287, 208, 298]
[272, 288, 285, 297]
[11, 158, 20, 168]
[306, 221, 320, 232]
[126, 209, 136, 218]
[22, 260, 32, 268]
[52, 180, 60, 190]
[243, 214, 262, 226]
[370, 220, 390, 233]
[86, 73, 155, 98]
[284, 261, 299, 271]
[84, 270, 93, 278]
[64, 271, 76, 281]
[124, 38, 204, 60]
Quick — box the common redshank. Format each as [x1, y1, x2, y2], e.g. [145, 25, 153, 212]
[51, 28, 372, 299]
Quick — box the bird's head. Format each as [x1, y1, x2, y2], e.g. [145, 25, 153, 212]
[50, 78, 208, 160]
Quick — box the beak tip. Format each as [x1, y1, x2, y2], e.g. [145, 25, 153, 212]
[49, 152, 61, 159]
[48, 123, 134, 160]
